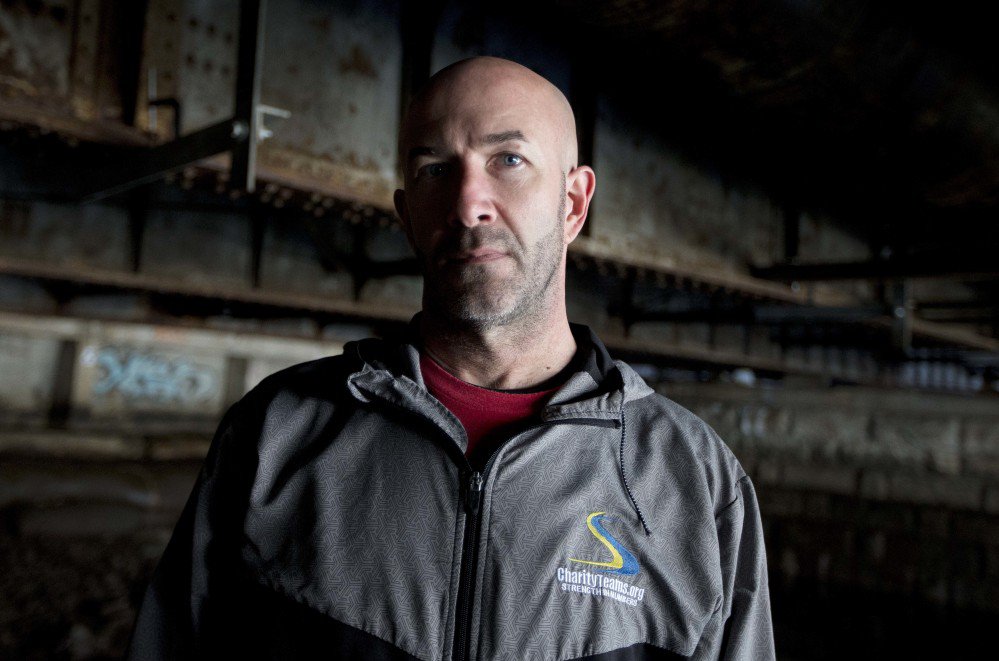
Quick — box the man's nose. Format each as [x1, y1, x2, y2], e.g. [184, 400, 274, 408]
[449, 165, 494, 228]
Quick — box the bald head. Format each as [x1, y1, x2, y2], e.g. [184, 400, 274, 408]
[400, 57, 579, 174]
[393, 55, 597, 357]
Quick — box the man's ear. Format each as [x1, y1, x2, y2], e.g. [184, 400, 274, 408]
[563, 165, 596, 244]
[394, 188, 415, 249]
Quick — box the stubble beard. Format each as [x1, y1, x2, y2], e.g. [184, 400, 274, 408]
[421, 187, 566, 333]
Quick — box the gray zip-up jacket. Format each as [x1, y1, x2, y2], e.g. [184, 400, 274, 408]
[128, 325, 774, 660]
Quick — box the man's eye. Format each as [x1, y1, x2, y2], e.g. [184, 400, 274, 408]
[501, 154, 523, 167]
[420, 163, 448, 178]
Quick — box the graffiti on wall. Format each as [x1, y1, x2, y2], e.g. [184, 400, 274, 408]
[90, 346, 219, 405]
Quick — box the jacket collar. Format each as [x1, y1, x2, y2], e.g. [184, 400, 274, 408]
[344, 317, 654, 425]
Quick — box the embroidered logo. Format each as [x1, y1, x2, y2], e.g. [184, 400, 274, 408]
[555, 511, 646, 607]
[569, 511, 639, 576]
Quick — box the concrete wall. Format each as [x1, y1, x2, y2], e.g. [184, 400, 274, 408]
[0, 312, 346, 432]
[663, 381, 999, 656]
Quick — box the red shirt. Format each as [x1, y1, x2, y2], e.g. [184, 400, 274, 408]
[419, 353, 560, 462]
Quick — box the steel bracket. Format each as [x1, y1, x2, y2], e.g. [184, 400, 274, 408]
[82, 0, 267, 203]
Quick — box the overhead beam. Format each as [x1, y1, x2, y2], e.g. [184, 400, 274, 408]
[81, 0, 264, 203]
[752, 251, 999, 281]
[622, 304, 889, 325]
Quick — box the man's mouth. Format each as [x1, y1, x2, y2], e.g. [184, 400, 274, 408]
[442, 248, 508, 265]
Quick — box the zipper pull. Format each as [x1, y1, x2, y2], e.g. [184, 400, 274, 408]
[464, 471, 483, 514]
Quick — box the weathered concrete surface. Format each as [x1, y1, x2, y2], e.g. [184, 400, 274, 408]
[0, 200, 130, 270]
[666, 381, 999, 511]
[592, 95, 781, 276]
[141, 208, 252, 289]
[259, 217, 355, 298]
[0, 312, 343, 429]
[0, 331, 60, 415]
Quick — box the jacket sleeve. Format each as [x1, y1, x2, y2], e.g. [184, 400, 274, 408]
[713, 474, 775, 660]
[126, 400, 247, 660]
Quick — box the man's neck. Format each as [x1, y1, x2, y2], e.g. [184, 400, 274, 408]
[419, 312, 577, 390]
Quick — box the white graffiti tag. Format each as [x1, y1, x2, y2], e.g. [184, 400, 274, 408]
[93, 347, 218, 404]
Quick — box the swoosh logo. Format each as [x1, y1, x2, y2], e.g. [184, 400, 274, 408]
[569, 511, 639, 576]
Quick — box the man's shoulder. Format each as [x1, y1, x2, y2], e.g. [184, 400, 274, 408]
[240, 337, 393, 405]
[630, 387, 728, 448]
[626, 383, 749, 504]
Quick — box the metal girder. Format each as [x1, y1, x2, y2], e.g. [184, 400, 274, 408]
[751, 251, 999, 281]
[620, 304, 891, 325]
[82, 0, 265, 203]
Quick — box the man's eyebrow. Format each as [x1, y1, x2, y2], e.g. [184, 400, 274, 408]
[480, 130, 527, 145]
[405, 131, 528, 162]
[406, 146, 437, 161]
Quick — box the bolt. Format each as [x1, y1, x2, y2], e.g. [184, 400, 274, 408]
[231, 121, 248, 140]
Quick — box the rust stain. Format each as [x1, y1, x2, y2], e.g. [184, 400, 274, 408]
[338, 43, 378, 79]
[258, 145, 395, 209]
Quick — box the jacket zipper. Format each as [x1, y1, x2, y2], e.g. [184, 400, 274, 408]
[354, 379, 624, 660]
[449, 417, 620, 661]
[453, 470, 482, 661]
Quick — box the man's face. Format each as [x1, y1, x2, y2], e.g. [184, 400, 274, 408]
[395, 68, 573, 330]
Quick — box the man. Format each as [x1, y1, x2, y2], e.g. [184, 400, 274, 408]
[129, 56, 775, 660]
